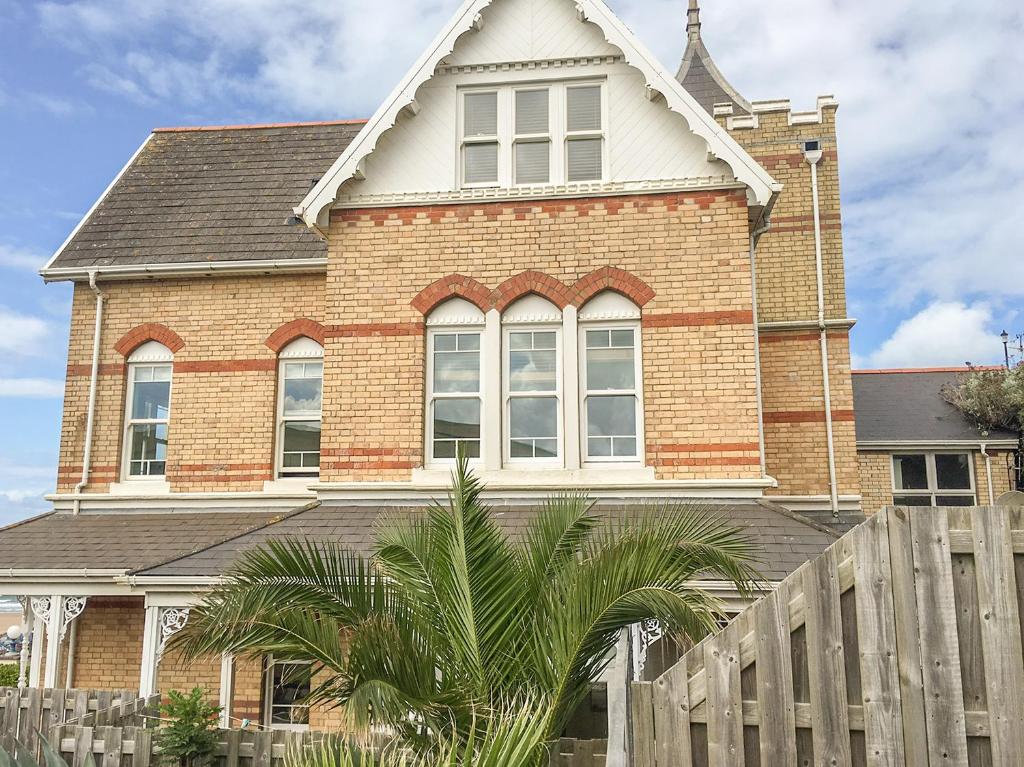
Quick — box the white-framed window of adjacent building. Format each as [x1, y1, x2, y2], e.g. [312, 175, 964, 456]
[122, 341, 174, 480]
[891, 452, 976, 506]
[578, 292, 643, 464]
[426, 298, 486, 465]
[503, 295, 563, 465]
[277, 338, 324, 478]
[263, 657, 312, 731]
[459, 80, 605, 189]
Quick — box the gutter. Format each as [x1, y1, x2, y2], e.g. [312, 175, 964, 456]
[40, 257, 327, 284]
[805, 144, 840, 519]
[73, 271, 104, 515]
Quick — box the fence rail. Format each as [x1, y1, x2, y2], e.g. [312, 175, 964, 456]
[630, 505, 1024, 766]
[548, 738, 606, 766]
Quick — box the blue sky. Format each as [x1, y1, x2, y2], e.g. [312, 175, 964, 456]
[0, 0, 1021, 524]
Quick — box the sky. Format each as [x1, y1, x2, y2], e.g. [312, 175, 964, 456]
[0, 0, 1021, 524]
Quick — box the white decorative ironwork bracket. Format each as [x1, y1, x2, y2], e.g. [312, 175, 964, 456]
[156, 607, 190, 661]
[631, 619, 664, 680]
[29, 597, 53, 627]
[60, 597, 88, 641]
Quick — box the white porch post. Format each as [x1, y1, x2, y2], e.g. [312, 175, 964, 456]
[42, 595, 62, 688]
[139, 605, 160, 697]
[28, 607, 44, 688]
[16, 598, 29, 689]
[604, 630, 631, 767]
[218, 654, 235, 728]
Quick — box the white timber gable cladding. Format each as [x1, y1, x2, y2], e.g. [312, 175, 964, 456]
[299, 0, 779, 227]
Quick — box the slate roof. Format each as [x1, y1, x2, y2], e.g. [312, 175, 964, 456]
[675, 3, 751, 116]
[852, 369, 1019, 444]
[0, 510, 283, 572]
[137, 500, 837, 582]
[44, 121, 364, 274]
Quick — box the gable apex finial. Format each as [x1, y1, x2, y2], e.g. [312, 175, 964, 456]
[687, 0, 701, 40]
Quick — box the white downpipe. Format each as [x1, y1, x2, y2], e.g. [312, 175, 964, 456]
[749, 226, 769, 476]
[980, 443, 996, 505]
[807, 152, 840, 518]
[74, 271, 105, 515]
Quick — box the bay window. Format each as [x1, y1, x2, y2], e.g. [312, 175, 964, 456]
[123, 341, 173, 480]
[892, 452, 976, 506]
[277, 338, 323, 477]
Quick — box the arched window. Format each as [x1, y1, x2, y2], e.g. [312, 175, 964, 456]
[578, 292, 643, 463]
[277, 337, 324, 477]
[503, 295, 563, 464]
[123, 341, 174, 479]
[426, 298, 486, 463]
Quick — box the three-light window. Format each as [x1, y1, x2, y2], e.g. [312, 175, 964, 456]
[461, 82, 605, 188]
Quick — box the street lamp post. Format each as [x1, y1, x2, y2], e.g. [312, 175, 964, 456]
[1003, 330, 1011, 369]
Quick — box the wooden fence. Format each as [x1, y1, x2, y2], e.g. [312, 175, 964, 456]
[548, 738, 607, 766]
[630, 505, 1024, 766]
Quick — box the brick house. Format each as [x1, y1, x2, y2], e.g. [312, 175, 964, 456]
[0, 0, 855, 741]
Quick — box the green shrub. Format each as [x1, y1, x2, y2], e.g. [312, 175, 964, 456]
[155, 688, 221, 767]
[0, 664, 19, 687]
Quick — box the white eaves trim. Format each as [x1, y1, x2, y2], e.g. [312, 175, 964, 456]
[857, 440, 1019, 451]
[296, 0, 780, 228]
[40, 257, 328, 283]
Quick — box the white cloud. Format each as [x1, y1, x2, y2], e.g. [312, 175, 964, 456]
[0, 459, 53, 526]
[0, 308, 51, 355]
[0, 244, 45, 271]
[0, 379, 65, 398]
[860, 301, 1002, 369]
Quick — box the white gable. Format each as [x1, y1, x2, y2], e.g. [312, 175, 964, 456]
[297, 0, 779, 228]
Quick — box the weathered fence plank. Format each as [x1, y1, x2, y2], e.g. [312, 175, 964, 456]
[653, 661, 691, 767]
[630, 681, 655, 767]
[754, 583, 796, 765]
[703, 624, 743, 767]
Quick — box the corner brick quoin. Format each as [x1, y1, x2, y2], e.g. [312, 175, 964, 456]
[265, 318, 327, 352]
[411, 267, 656, 316]
[113, 323, 185, 357]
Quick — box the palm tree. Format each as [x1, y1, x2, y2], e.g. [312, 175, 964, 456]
[175, 457, 758, 756]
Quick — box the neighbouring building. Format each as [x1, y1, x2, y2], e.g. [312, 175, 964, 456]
[853, 368, 1020, 516]
[0, 0, 855, 747]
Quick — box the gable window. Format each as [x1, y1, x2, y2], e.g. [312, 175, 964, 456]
[892, 452, 975, 506]
[427, 299, 485, 462]
[579, 292, 643, 463]
[503, 296, 563, 463]
[277, 338, 323, 477]
[124, 341, 173, 479]
[460, 81, 604, 188]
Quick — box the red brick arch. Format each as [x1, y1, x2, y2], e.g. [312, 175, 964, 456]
[490, 270, 576, 313]
[113, 323, 185, 357]
[265, 318, 326, 353]
[573, 266, 656, 308]
[411, 275, 491, 316]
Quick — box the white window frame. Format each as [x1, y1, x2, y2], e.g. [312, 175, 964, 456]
[276, 339, 324, 479]
[457, 79, 606, 190]
[263, 657, 312, 732]
[890, 451, 977, 506]
[121, 343, 174, 482]
[512, 86, 553, 186]
[426, 327, 485, 467]
[579, 321, 644, 466]
[503, 324, 564, 467]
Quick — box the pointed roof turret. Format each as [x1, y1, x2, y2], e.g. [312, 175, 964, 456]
[676, 1, 752, 116]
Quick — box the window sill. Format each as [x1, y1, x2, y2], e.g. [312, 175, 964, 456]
[108, 480, 171, 496]
[412, 466, 657, 487]
[263, 478, 319, 494]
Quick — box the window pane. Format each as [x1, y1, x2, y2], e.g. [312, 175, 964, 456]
[567, 138, 603, 182]
[567, 86, 602, 131]
[587, 396, 636, 437]
[128, 423, 168, 476]
[433, 399, 481, 459]
[464, 142, 499, 184]
[464, 92, 497, 136]
[587, 330, 610, 348]
[282, 422, 321, 468]
[457, 333, 480, 351]
[935, 453, 972, 490]
[515, 89, 549, 134]
[434, 341, 480, 394]
[515, 141, 550, 184]
[893, 495, 934, 506]
[510, 397, 558, 458]
[434, 334, 457, 352]
[893, 454, 928, 490]
[936, 495, 977, 506]
[509, 332, 557, 392]
[283, 377, 322, 416]
[587, 345, 634, 390]
[131, 379, 170, 420]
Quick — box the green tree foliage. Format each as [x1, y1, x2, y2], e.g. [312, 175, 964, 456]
[942, 365, 1024, 433]
[175, 458, 758, 761]
[0, 664, 18, 687]
[155, 688, 221, 767]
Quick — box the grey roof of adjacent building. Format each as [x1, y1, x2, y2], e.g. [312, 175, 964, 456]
[43, 121, 364, 276]
[675, 2, 751, 116]
[0, 510, 283, 572]
[852, 370, 1019, 444]
[137, 500, 838, 582]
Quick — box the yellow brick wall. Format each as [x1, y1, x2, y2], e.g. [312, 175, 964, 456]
[67, 598, 144, 690]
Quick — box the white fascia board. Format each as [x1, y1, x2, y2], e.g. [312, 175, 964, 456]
[857, 440, 1018, 451]
[118, 576, 222, 590]
[297, 0, 779, 228]
[47, 491, 314, 512]
[40, 257, 327, 284]
[42, 133, 155, 275]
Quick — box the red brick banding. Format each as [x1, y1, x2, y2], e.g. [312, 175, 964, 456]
[642, 310, 754, 328]
[490, 270, 576, 312]
[174, 359, 277, 374]
[764, 409, 856, 424]
[651, 456, 762, 467]
[758, 330, 849, 344]
[324, 322, 425, 338]
[410, 275, 491, 315]
[573, 266, 655, 308]
[66, 363, 126, 377]
[648, 442, 761, 454]
[114, 323, 185, 357]
[265, 319, 327, 352]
